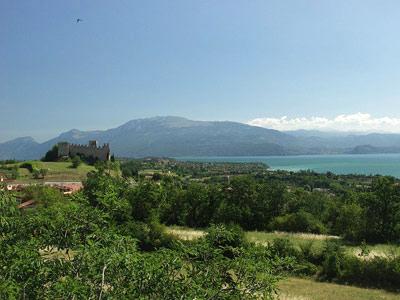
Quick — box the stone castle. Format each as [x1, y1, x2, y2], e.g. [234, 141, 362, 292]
[58, 140, 111, 161]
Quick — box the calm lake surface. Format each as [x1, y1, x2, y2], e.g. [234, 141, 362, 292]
[176, 154, 400, 178]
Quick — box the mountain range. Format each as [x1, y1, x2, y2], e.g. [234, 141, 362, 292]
[2, 116, 400, 160]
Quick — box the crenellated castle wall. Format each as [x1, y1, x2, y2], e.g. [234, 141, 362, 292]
[57, 141, 110, 161]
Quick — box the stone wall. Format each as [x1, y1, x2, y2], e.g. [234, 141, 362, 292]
[58, 142, 70, 157]
[57, 141, 110, 161]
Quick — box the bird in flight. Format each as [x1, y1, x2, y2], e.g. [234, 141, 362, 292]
[76, 18, 83, 23]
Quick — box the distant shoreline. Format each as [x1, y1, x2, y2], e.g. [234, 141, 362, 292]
[176, 153, 400, 178]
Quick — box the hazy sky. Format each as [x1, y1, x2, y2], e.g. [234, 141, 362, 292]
[2, 1, 400, 142]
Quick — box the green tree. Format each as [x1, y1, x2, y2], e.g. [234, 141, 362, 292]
[71, 155, 82, 168]
[254, 181, 287, 229]
[41, 145, 59, 162]
[128, 181, 162, 222]
[335, 202, 364, 241]
[214, 176, 257, 229]
[362, 177, 400, 242]
[121, 160, 142, 177]
[84, 170, 130, 223]
[184, 183, 213, 227]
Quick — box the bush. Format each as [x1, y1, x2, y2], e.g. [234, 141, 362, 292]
[318, 242, 400, 290]
[270, 211, 327, 234]
[269, 238, 299, 258]
[298, 240, 324, 265]
[32, 168, 48, 179]
[320, 240, 345, 280]
[345, 255, 400, 290]
[206, 224, 246, 249]
[22, 185, 64, 207]
[294, 261, 319, 276]
[10, 166, 19, 179]
[32, 168, 40, 179]
[20, 162, 33, 173]
[266, 238, 319, 275]
[121, 221, 176, 251]
[71, 156, 82, 168]
[205, 224, 246, 258]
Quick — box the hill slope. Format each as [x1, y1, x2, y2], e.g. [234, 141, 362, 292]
[0, 117, 299, 159]
[5, 116, 400, 160]
[0, 137, 41, 160]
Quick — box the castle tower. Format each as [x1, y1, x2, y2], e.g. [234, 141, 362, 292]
[57, 142, 70, 157]
[89, 140, 98, 148]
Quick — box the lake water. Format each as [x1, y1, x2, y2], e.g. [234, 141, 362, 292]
[176, 154, 400, 178]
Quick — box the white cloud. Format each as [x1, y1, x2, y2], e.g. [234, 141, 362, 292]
[247, 113, 400, 133]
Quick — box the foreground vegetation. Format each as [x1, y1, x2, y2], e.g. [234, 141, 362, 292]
[1, 158, 400, 298]
[0, 171, 289, 298]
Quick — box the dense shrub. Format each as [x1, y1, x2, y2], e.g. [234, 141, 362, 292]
[205, 224, 246, 258]
[318, 240, 400, 290]
[32, 168, 48, 179]
[20, 162, 33, 172]
[10, 166, 19, 179]
[1, 187, 286, 299]
[206, 224, 246, 249]
[121, 221, 177, 251]
[268, 238, 319, 276]
[127, 181, 162, 222]
[320, 240, 346, 280]
[340, 255, 400, 290]
[121, 160, 142, 177]
[269, 238, 299, 258]
[22, 185, 64, 207]
[41, 145, 59, 162]
[71, 156, 82, 168]
[270, 211, 327, 234]
[84, 170, 130, 223]
[3, 166, 400, 296]
[298, 240, 324, 265]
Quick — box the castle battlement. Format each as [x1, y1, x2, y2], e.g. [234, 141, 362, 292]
[58, 140, 110, 161]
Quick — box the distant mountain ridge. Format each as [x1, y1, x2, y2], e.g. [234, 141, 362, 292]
[2, 116, 400, 160]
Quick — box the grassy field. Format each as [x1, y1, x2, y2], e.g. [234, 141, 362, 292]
[167, 227, 400, 299]
[247, 231, 400, 258]
[247, 230, 338, 253]
[11, 161, 96, 182]
[167, 226, 400, 258]
[167, 226, 205, 240]
[346, 244, 400, 259]
[278, 277, 400, 300]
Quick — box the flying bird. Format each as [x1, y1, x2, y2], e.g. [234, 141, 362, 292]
[76, 18, 83, 23]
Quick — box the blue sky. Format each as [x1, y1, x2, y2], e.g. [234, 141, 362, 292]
[2, 1, 400, 142]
